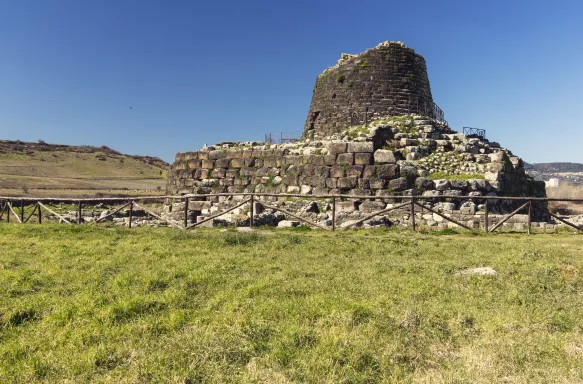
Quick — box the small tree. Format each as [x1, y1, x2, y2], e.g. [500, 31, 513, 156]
[37, 139, 46, 145]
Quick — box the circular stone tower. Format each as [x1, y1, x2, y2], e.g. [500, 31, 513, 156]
[304, 41, 436, 137]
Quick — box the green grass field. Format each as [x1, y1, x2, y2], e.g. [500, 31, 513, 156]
[1, 224, 582, 383]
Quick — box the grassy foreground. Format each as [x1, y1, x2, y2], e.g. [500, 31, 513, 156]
[0, 225, 582, 383]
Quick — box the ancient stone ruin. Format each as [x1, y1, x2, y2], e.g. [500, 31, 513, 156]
[305, 41, 437, 137]
[164, 41, 547, 230]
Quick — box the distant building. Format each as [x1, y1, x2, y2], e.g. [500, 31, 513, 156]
[546, 178, 560, 187]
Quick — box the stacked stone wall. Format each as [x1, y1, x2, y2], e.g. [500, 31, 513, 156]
[305, 41, 434, 137]
[166, 115, 547, 227]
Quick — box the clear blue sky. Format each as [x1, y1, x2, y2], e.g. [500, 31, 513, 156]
[1, 0, 582, 164]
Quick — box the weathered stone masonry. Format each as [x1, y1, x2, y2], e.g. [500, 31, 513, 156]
[166, 114, 546, 227]
[304, 41, 435, 137]
[164, 41, 547, 228]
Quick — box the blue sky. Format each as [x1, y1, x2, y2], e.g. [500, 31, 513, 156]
[1, 0, 582, 163]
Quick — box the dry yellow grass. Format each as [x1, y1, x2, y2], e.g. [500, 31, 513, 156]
[0, 149, 167, 197]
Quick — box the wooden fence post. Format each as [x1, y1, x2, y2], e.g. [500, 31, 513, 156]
[129, 201, 134, 228]
[527, 200, 532, 235]
[249, 195, 254, 227]
[184, 197, 189, 228]
[332, 196, 336, 232]
[7, 202, 10, 223]
[20, 200, 24, 224]
[37, 203, 42, 224]
[411, 198, 416, 231]
[484, 200, 489, 234]
[77, 202, 82, 224]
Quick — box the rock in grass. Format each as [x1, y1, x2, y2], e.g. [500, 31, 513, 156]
[277, 220, 300, 228]
[457, 267, 497, 276]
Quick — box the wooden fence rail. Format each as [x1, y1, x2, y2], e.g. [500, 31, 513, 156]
[0, 194, 580, 235]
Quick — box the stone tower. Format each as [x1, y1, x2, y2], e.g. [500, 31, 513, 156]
[304, 41, 437, 137]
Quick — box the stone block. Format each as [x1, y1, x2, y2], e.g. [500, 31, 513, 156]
[198, 151, 209, 160]
[434, 179, 450, 191]
[460, 201, 477, 214]
[488, 152, 504, 162]
[336, 201, 356, 213]
[327, 142, 347, 155]
[336, 153, 354, 165]
[330, 165, 345, 178]
[302, 164, 315, 176]
[338, 177, 358, 189]
[313, 166, 330, 177]
[389, 178, 408, 192]
[347, 142, 374, 153]
[376, 164, 398, 179]
[450, 180, 469, 190]
[374, 149, 397, 164]
[301, 185, 312, 195]
[278, 220, 300, 228]
[370, 178, 388, 189]
[215, 158, 230, 168]
[240, 167, 255, 177]
[189, 201, 212, 210]
[209, 150, 226, 160]
[443, 190, 462, 197]
[360, 201, 386, 213]
[230, 158, 245, 168]
[256, 166, 273, 178]
[244, 158, 255, 167]
[201, 160, 215, 169]
[436, 202, 457, 211]
[285, 156, 302, 166]
[225, 150, 242, 159]
[354, 152, 373, 165]
[348, 189, 371, 196]
[306, 176, 326, 188]
[347, 165, 364, 177]
[400, 138, 418, 146]
[363, 165, 375, 178]
[324, 154, 337, 166]
[356, 176, 369, 188]
[282, 175, 298, 185]
[313, 187, 330, 195]
[325, 178, 337, 188]
[287, 186, 300, 193]
[485, 171, 502, 181]
[221, 178, 234, 187]
[188, 159, 201, 168]
[415, 177, 435, 190]
[211, 168, 226, 178]
[263, 157, 277, 167]
[311, 156, 324, 166]
[469, 179, 490, 191]
[487, 163, 505, 172]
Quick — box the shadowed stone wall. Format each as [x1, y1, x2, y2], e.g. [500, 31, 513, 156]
[304, 41, 435, 137]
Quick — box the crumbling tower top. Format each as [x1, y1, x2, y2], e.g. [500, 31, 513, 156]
[304, 41, 439, 137]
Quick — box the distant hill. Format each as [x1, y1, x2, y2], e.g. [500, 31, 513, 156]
[0, 140, 169, 197]
[525, 162, 583, 185]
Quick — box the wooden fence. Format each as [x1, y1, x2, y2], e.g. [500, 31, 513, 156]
[0, 194, 581, 234]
